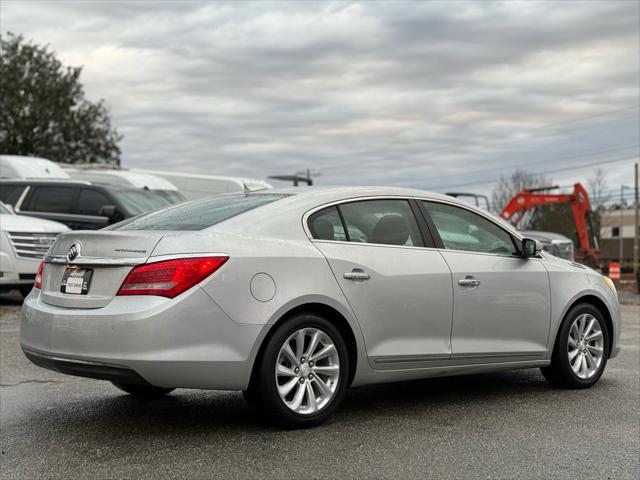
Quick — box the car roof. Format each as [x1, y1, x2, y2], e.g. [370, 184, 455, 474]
[248, 185, 456, 202]
[0, 178, 155, 192]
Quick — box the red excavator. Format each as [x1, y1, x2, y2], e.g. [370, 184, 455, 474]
[499, 183, 600, 266]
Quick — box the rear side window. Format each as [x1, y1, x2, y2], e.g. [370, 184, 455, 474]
[27, 186, 77, 213]
[115, 193, 290, 231]
[77, 189, 111, 216]
[308, 206, 347, 241]
[339, 200, 423, 247]
[308, 199, 424, 247]
[0, 185, 26, 205]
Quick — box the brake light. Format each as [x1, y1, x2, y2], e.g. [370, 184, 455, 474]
[117, 256, 228, 298]
[34, 261, 44, 289]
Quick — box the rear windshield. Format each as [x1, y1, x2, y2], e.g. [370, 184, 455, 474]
[115, 193, 290, 231]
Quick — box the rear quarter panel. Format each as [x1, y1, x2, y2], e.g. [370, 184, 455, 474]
[150, 230, 372, 385]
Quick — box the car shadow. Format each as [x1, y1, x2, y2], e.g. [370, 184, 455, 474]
[17, 369, 567, 436]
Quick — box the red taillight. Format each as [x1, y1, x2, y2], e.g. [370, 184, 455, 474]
[34, 261, 44, 289]
[117, 256, 228, 298]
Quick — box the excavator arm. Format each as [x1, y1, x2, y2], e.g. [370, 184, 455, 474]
[500, 183, 600, 264]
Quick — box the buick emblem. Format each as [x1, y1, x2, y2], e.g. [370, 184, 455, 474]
[67, 243, 81, 262]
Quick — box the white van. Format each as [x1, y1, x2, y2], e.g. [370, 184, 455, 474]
[133, 169, 272, 200]
[0, 155, 70, 179]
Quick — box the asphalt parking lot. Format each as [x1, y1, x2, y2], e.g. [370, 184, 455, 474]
[1, 292, 638, 479]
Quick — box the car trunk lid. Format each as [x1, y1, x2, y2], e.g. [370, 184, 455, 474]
[40, 231, 165, 308]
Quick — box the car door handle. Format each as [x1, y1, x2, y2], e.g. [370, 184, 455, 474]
[458, 276, 480, 287]
[344, 270, 370, 281]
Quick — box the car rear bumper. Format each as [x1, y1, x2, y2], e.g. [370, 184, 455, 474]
[20, 287, 265, 390]
[22, 348, 152, 385]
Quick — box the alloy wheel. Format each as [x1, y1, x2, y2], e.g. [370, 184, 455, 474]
[275, 327, 340, 415]
[567, 313, 604, 379]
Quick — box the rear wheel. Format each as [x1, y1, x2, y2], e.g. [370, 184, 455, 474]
[541, 303, 609, 389]
[112, 382, 175, 397]
[244, 312, 349, 429]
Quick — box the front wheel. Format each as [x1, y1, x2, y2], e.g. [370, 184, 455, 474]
[541, 303, 609, 389]
[112, 382, 175, 397]
[244, 313, 349, 429]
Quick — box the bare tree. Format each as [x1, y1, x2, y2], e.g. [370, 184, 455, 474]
[587, 167, 610, 242]
[490, 169, 552, 217]
[587, 167, 610, 212]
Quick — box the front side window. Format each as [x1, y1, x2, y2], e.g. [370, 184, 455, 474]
[29, 187, 76, 213]
[339, 199, 423, 247]
[77, 189, 111, 216]
[116, 193, 290, 231]
[424, 201, 517, 255]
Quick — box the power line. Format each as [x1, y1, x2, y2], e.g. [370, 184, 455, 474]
[321, 104, 640, 172]
[423, 154, 638, 191]
[394, 143, 639, 187]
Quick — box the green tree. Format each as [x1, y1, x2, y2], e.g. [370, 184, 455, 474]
[0, 33, 121, 164]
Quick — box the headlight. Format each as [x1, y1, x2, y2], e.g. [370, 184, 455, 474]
[603, 275, 617, 294]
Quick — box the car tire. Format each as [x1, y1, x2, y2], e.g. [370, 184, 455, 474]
[111, 382, 175, 397]
[541, 303, 610, 389]
[245, 312, 350, 429]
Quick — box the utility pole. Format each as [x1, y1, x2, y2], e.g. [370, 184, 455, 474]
[634, 163, 639, 291]
[619, 184, 632, 263]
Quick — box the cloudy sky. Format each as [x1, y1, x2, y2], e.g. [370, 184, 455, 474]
[2, 1, 639, 201]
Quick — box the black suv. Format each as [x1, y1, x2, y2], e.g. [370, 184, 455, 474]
[0, 179, 174, 230]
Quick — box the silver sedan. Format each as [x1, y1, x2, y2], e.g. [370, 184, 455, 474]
[21, 187, 621, 428]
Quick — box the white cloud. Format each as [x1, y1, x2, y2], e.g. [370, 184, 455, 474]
[1, 0, 638, 196]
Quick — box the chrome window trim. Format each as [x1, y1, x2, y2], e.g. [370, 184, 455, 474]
[310, 238, 439, 252]
[303, 194, 525, 258]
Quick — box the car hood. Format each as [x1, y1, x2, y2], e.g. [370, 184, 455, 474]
[0, 213, 69, 233]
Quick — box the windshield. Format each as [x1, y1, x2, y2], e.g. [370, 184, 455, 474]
[115, 193, 290, 231]
[159, 190, 187, 204]
[112, 190, 173, 216]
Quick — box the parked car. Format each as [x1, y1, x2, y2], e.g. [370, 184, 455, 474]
[0, 155, 70, 180]
[519, 230, 575, 261]
[133, 169, 272, 200]
[21, 187, 620, 428]
[0, 201, 69, 297]
[64, 166, 186, 204]
[0, 179, 173, 230]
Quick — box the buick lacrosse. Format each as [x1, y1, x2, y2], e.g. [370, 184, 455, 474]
[21, 187, 620, 428]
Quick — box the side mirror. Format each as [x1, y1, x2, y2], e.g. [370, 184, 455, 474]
[98, 205, 117, 221]
[521, 238, 539, 258]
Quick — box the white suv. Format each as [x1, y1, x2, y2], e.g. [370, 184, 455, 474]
[0, 202, 69, 297]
